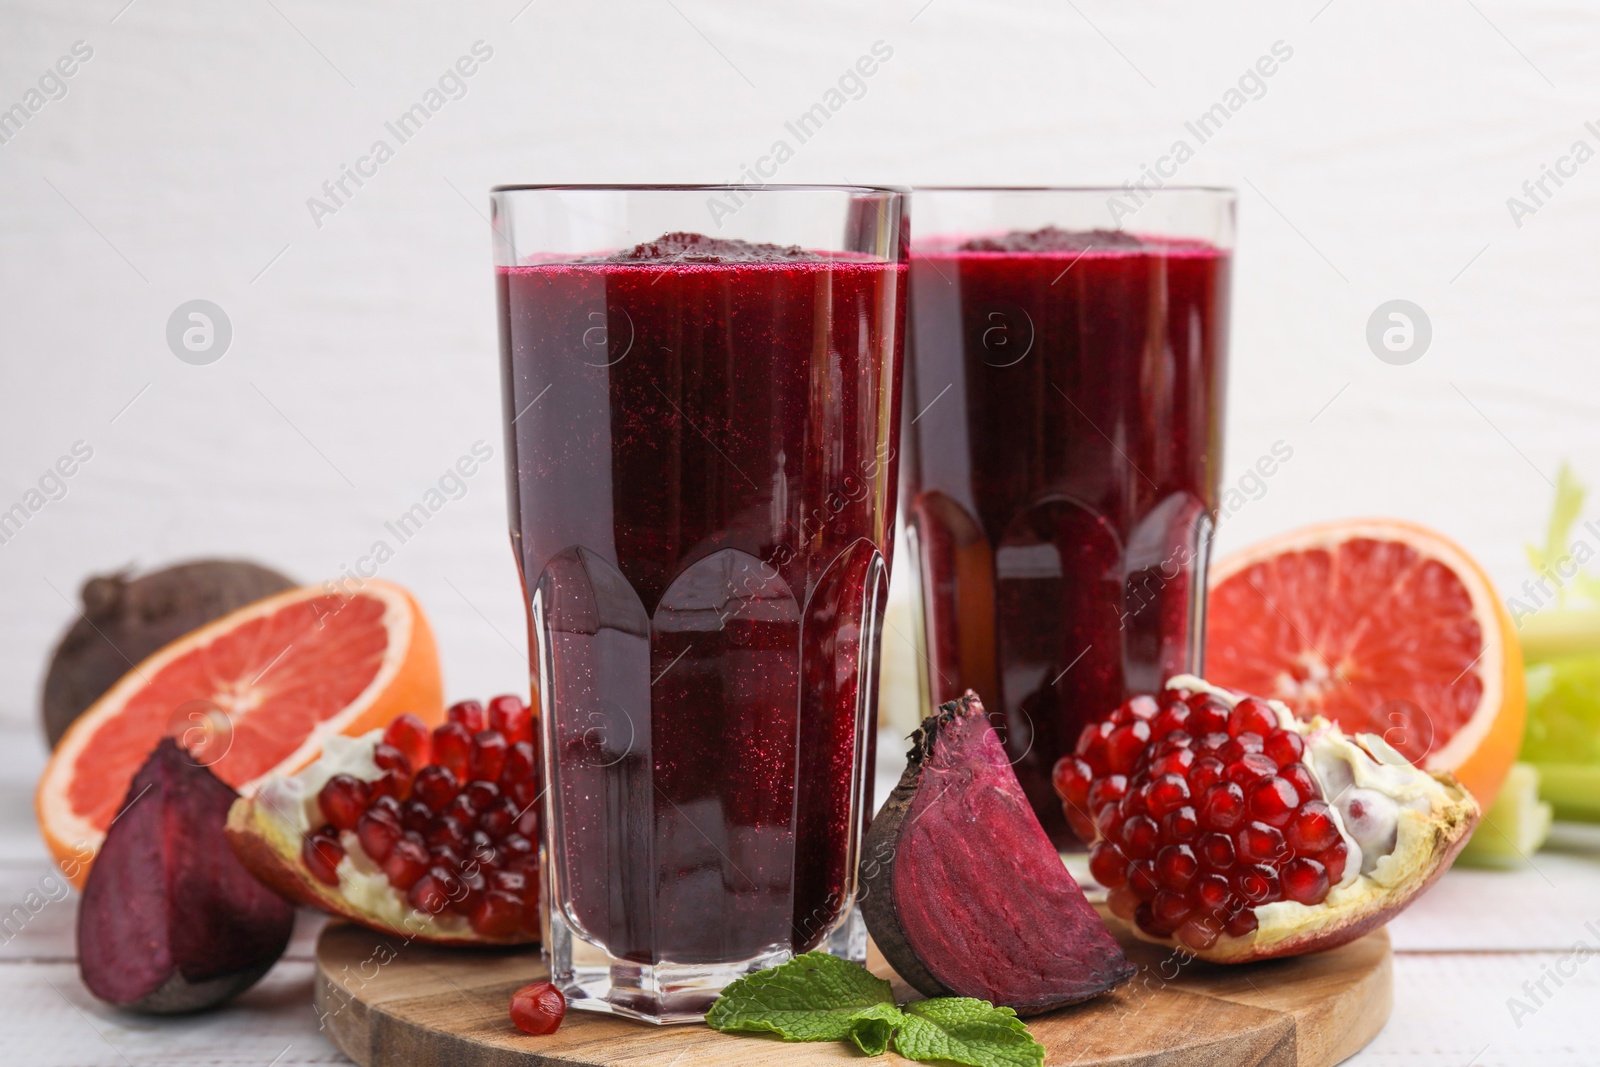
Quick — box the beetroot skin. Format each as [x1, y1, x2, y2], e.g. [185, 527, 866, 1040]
[78, 739, 294, 1013]
[860, 692, 1134, 1014]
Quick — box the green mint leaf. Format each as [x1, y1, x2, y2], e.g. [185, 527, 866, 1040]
[849, 1012, 897, 1056]
[893, 997, 1045, 1067]
[705, 951, 903, 1044]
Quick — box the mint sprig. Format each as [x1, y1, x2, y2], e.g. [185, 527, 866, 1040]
[706, 953, 1045, 1067]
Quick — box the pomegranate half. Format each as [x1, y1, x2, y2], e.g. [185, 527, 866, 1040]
[226, 697, 540, 946]
[1055, 675, 1478, 962]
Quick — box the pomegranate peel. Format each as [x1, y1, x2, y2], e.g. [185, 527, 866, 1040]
[1061, 675, 1478, 963]
[225, 698, 540, 947]
[860, 692, 1134, 1014]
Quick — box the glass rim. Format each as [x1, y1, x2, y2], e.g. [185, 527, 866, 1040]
[490, 182, 910, 195]
[913, 184, 1235, 196]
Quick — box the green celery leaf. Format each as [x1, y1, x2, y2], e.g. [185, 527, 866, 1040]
[893, 998, 1045, 1067]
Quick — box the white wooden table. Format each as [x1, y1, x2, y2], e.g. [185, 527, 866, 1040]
[5, 722, 1597, 1067]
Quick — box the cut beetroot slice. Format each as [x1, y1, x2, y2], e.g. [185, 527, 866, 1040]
[860, 692, 1134, 1014]
[78, 739, 294, 1013]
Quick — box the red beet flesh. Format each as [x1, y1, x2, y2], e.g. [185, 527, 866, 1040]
[860, 693, 1134, 1014]
[78, 739, 294, 1013]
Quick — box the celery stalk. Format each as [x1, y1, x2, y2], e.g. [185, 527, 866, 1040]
[1459, 763, 1553, 867]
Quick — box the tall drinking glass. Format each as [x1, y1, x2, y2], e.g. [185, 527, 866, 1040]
[902, 187, 1233, 846]
[492, 185, 908, 1023]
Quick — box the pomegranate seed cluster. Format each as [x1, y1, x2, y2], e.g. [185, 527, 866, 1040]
[1052, 685, 1349, 952]
[302, 696, 541, 939]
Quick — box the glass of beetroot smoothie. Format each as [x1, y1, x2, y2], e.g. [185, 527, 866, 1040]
[490, 185, 908, 1023]
[902, 187, 1233, 847]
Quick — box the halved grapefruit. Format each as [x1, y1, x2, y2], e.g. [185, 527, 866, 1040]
[1205, 519, 1524, 806]
[38, 581, 442, 887]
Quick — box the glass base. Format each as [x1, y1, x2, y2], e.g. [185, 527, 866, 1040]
[547, 905, 868, 1025]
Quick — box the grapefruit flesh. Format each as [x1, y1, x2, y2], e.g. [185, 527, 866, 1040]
[1205, 520, 1524, 806]
[38, 581, 442, 886]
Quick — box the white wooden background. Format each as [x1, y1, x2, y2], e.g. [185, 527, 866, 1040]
[3, 1, 1600, 1063]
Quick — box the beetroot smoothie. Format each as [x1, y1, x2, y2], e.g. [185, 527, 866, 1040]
[499, 233, 905, 967]
[903, 227, 1229, 844]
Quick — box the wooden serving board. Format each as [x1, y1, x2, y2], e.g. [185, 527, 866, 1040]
[313, 921, 1391, 1067]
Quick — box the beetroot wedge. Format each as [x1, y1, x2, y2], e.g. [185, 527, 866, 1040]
[79, 739, 294, 1013]
[861, 692, 1134, 1014]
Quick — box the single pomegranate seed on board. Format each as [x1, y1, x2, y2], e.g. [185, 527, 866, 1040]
[510, 981, 566, 1035]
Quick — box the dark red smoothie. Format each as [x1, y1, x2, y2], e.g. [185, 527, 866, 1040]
[903, 227, 1229, 844]
[499, 233, 905, 965]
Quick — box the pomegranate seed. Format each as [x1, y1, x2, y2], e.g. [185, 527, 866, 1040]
[489, 869, 528, 895]
[357, 810, 402, 863]
[1246, 777, 1299, 828]
[383, 838, 429, 891]
[1155, 844, 1198, 890]
[1191, 872, 1231, 912]
[409, 871, 452, 914]
[1198, 782, 1246, 831]
[1119, 788, 1148, 821]
[1186, 697, 1229, 735]
[1151, 889, 1192, 929]
[470, 730, 509, 783]
[1095, 804, 1123, 839]
[1159, 805, 1199, 844]
[1263, 729, 1305, 768]
[1149, 748, 1196, 779]
[426, 815, 470, 853]
[1286, 800, 1340, 853]
[1281, 762, 1318, 802]
[1105, 721, 1151, 774]
[1145, 773, 1190, 818]
[1121, 815, 1159, 860]
[1053, 756, 1093, 807]
[1236, 864, 1281, 905]
[479, 797, 518, 839]
[318, 774, 368, 832]
[488, 694, 532, 744]
[1225, 753, 1278, 786]
[448, 699, 488, 734]
[464, 779, 501, 812]
[1087, 774, 1128, 813]
[413, 766, 460, 812]
[1089, 841, 1129, 887]
[1177, 916, 1221, 950]
[373, 743, 412, 777]
[430, 844, 464, 873]
[1188, 756, 1225, 794]
[1232, 697, 1278, 737]
[304, 831, 344, 886]
[1128, 860, 1159, 901]
[1282, 857, 1331, 905]
[1151, 703, 1190, 737]
[510, 980, 566, 1035]
[448, 794, 483, 831]
[1067, 806, 1100, 842]
[382, 713, 432, 768]
[503, 740, 537, 784]
[1237, 822, 1288, 865]
[369, 793, 402, 820]
[432, 722, 473, 780]
[1125, 694, 1159, 721]
[1077, 720, 1114, 760]
[471, 890, 523, 937]
[1106, 885, 1138, 920]
[1196, 731, 1230, 753]
[500, 833, 534, 861]
[506, 775, 541, 810]
[1321, 842, 1349, 884]
[401, 800, 432, 833]
[1225, 908, 1259, 937]
[1197, 832, 1236, 870]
